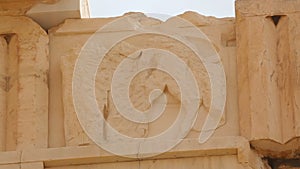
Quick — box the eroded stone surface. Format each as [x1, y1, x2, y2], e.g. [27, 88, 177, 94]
[0, 0, 299, 168]
[236, 0, 300, 158]
[0, 16, 49, 151]
[48, 12, 238, 148]
[0, 0, 60, 16]
[47, 156, 246, 169]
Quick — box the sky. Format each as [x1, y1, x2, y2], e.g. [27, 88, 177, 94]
[89, 0, 236, 19]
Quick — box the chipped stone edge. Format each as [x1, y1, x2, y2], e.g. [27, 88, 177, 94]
[0, 137, 254, 168]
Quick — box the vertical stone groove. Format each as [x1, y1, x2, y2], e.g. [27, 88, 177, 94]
[5, 35, 19, 151]
[0, 36, 7, 151]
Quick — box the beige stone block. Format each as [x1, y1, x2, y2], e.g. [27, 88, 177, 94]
[3, 0, 299, 168]
[0, 151, 21, 165]
[179, 12, 239, 139]
[26, 0, 90, 29]
[0, 164, 20, 169]
[21, 137, 265, 168]
[0, 0, 60, 16]
[46, 156, 248, 169]
[0, 36, 7, 151]
[21, 162, 44, 169]
[48, 12, 239, 148]
[6, 35, 20, 151]
[0, 16, 49, 150]
[236, 0, 300, 157]
[236, 0, 300, 17]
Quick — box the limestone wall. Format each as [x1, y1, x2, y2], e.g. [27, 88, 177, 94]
[0, 0, 299, 169]
[0, 16, 49, 151]
[47, 12, 239, 147]
[236, 0, 300, 158]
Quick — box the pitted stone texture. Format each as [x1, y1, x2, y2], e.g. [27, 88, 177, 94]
[48, 12, 238, 147]
[0, 0, 60, 16]
[236, 0, 300, 158]
[0, 16, 49, 151]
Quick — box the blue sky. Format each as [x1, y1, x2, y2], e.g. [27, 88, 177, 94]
[89, 0, 236, 18]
